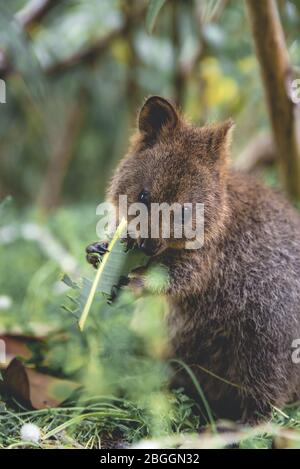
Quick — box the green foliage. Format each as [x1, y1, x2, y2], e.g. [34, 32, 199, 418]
[63, 218, 149, 330]
[3, 0, 299, 205]
[0, 202, 198, 446]
[1, 204, 300, 447]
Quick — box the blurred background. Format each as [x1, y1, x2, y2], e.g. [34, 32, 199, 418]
[2, 0, 300, 210]
[1, 0, 300, 448]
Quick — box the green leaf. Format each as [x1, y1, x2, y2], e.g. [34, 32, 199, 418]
[78, 218, 128, 330]
[64, 219, 149, 330]
[62, 274, 79, 290]
[146, 0, 167, 33]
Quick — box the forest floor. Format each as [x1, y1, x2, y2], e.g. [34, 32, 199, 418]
[1, 398, 300, 448]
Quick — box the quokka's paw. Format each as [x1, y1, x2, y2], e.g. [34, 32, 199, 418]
[107, 276, 130, 304]
[107, 273, 146, 304]
[86, 240, 109, 269]
[127, 267, 147, 297]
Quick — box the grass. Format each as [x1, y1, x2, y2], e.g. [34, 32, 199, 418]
[0, 390, 200, 449]
[2, 400, 300, 449]
[1, 203, 300, 449]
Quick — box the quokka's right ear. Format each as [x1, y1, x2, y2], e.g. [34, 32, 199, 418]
[138, 96, 179, 143]
[202, 119, 235, 162]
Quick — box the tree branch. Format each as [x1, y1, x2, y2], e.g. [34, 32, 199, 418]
[246, 0, 300, 201]
[15, 0, 61, 31]
[0, 3, 146, 78]
[37, 88, 87, 211]
[45, 24, 127, 75]
[235, 132, 276, 173]
[45, 3, 147, 75]
[0, 0, 62, 79]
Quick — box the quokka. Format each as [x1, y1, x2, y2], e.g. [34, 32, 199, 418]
[87, 96, 300, 423]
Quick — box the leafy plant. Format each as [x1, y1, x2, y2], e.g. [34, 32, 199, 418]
[64, 219, 149, 330]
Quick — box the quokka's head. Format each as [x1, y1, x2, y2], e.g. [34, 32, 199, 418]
[107, 96, 234, 256]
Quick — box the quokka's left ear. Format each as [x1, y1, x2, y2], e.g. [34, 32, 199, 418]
[138, 96, 179, 143]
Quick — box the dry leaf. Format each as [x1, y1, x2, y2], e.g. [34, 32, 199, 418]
[0, 335, 35, 368]
[0, 358, 80, 409]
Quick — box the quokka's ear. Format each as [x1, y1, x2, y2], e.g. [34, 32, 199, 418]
[138, 96, 179, 143]
[204, 119, 235, 159]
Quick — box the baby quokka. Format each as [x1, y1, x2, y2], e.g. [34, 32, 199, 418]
[87, 96, 300, 423]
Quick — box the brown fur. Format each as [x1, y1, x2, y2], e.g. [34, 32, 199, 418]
[104, 96, 300, 423]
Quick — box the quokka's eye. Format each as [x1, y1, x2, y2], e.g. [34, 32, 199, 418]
[138, 189, 150, 207]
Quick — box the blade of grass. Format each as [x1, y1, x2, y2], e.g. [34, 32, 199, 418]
[78, 218, 127, 331]
[170, 358, 216, 431]
[42, 410, 137, 440]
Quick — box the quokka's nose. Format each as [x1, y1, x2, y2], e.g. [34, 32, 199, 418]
[140, 239, 158, 256]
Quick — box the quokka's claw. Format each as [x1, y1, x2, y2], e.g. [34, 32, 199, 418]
[107, 285, 119, 305]
[86, 253, 100, 269]
[107, 277, 130, 304]
[86, 241, 109, 256]
[118, 275, 130, 287]
[120, 236, 136, 252]
[125, 237, 136, 252]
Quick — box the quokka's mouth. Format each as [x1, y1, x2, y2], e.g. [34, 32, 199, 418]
[139, 238, 162, 257]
